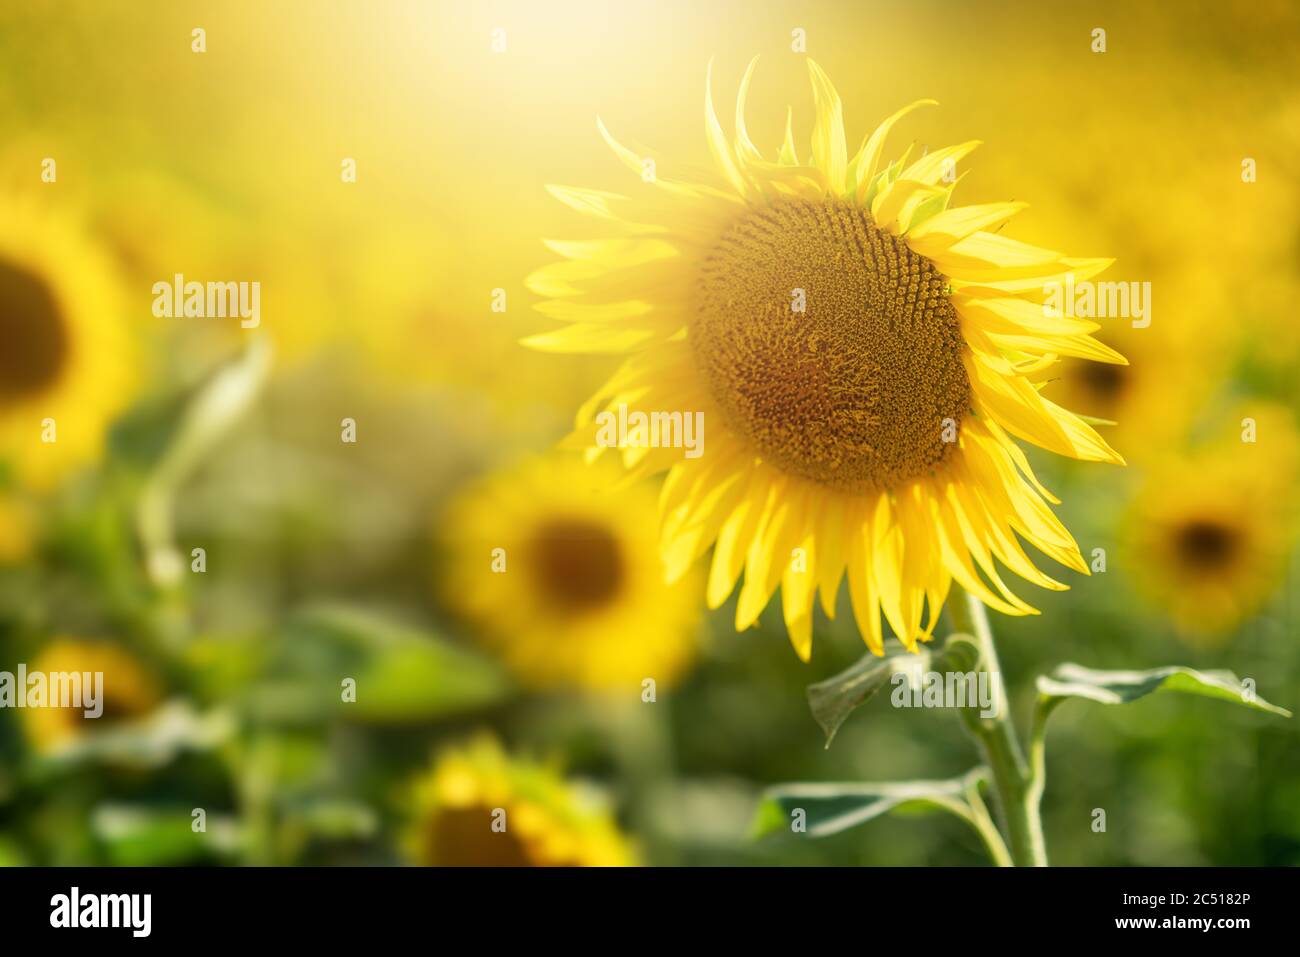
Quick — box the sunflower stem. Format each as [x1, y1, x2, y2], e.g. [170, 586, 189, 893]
[963, 769, 1014, 868]
[949, 588, 1047, 867]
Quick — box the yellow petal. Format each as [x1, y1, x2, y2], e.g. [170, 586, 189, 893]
[942, 232, 1062, 270]
[534, 299, 655, 323]
[782, 526, 817, 661]
[806, 59, 848, 193]
[707, 484, 764, 608]
[950, 257, 1114, 295]
[736, 484, 802, 629]
[844, 501, 884, 654]
[543, 184, 664, 234]
[779, 106, 799, 166]
[852, 99, 938, 202]
[815, 497, 844, 619]
[933, 490, 1029, 615]
[541, 237, 678, 264]
[734, 56, 764, 167]
[872, 179, 940, 233]
[984, 331, 1128, 365]
[949, 483, 1041, 614]
[521, 324, 655, 353]
[598, 116, 741, 205]
[907, 201, 1028, 255]
[705, 60, 753, 199]
[969, 354, 1124, 463]
[955, 290, 1101, 336]
[900, 140, 981, 186]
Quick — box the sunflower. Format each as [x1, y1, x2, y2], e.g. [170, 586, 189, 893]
[20, 639, 161, 752]
[525, 59, 1125, 659]
[0, 195, 134, 489]
[440, 454, 701, 692]
[407, 736, 634, 867]
[1124, 405, 1299, 640]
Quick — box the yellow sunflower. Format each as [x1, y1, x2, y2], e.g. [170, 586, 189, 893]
[0, 195, 135, 489]
[20, 639, 161, 752]
[526, 59, 1125, 659]
[407, 736, 634, 867]
[440, 454, 701, 692]
[1124, 405, 1299, 640]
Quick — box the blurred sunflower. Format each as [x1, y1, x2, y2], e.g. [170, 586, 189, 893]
[22, 639, 161, 752]
[440, 455, 701, 692]
[85, 168, 238, 286]
[527, 59, 1124, 659]
[1041, 318, 1207, 458]
[82, 166, 345, 372]
[1124, 405, 1299, 640]
[0, 195, 135, 489]
[406, 736, 634, 867]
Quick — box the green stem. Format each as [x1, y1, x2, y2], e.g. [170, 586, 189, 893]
[949, 587, 1047, 866]
[1028, 695, 1061, 820]
[962, 769, 1013, 867]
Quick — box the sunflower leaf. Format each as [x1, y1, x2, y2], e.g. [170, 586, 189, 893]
[752, 775, 971, 839]
[281, 604, 511, 723]
[1036, 663, 1291, 718]
[807, 634, 980, 747]
[137, 339, 271, 586]
[92, 804, 241, 866]
[38, 703, 234, 770]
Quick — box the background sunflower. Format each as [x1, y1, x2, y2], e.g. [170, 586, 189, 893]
[407, 736, 635, 867]
[0, 194, 136, 490]
[19, 639, 161, 753]
[439, 454, 703, 692]
[1124, 404, 1300, 641]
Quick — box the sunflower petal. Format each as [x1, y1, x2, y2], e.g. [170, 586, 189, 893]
[907, 201, 1028, 254]
[900, 140, 981, 186]
[782, 525, 818, 661]
[779, 106, 799, 166]
[734, 56, 764, 167]
[521, 324, 656, 353]
[705, 60, 754, 199]
[806, 59, 848, 193]
[852, 99, 938, 202]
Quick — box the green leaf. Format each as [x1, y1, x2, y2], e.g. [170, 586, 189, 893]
[807, 634, 980, 746]
[137, 340, 271, 585]
[272, 604, 511, 723]
[1037, 663, 1291, 718]
[39, 703, 234, 770]
[349, 637, 507, 722]
[281, 797, 379, 840]
[753, 775, 970, 839]
[0, 836, 27, 867]
[92, 805, 240, 866]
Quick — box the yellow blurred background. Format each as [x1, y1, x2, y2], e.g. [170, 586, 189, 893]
[1, 0, 1298, 866]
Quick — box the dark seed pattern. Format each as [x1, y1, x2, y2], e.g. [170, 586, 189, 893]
[691, 198, 971, 491]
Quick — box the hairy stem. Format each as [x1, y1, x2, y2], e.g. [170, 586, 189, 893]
[949, 588, 1047, 867]
[963, 769, 1014, 867]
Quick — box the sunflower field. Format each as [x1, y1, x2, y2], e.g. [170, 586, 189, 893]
[1, 0, 1298, 868]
